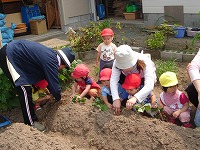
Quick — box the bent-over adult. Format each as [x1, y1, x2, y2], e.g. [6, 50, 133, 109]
[0, 39, 75, 131]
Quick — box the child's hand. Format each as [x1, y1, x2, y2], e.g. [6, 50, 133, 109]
[172, 110, 181, 118]
[126, 97, 137, 110]
[45, 95, 52, 100]
[70, 94, 75, 99]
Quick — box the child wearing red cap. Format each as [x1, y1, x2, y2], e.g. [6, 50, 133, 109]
[71, 64, 101, 99]
[32, 80, 52, 111]
[122, 73, 157, 116]
[96, 28, 117, 83]
[100, 68, 128, 108]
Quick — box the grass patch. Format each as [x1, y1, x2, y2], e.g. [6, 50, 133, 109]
[154, 59, 178, 80]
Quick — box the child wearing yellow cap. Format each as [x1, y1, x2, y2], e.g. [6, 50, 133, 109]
[159, 71, 192, 128]
[122, 73, 157, 116]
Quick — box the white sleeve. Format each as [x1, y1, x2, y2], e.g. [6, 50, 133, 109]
[134, 56, 155, 103]
[188, 50, 200, 82]
[96, 43, 102, 52]
[110, 61, 121, 101]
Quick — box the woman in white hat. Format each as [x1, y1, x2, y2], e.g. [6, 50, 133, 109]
[110, 45, 156, 115]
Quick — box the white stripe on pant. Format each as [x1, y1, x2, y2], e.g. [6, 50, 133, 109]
[16, 85, 38, 126]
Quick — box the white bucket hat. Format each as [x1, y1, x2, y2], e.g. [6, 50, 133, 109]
[115, 45, 139, 69]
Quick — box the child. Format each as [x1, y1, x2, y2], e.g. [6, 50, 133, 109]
[100, 68, 128, 108]
[32, 80, 52, 111]
[122, 73, 158, 116]
[159, 71, 192, 128]
[71, 64, 101, 99]
[96, 28, 117, 82]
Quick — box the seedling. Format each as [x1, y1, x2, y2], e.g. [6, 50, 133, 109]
[72, 95, 86, 103]
[92, 97, 108, 111]
[133, 102, 164, 120]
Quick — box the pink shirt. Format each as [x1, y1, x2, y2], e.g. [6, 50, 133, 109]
[160, 90, 189, 111]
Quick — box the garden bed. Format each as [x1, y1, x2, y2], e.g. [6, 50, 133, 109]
[1, 24, 200, 150]
[1, 59, 200, 150]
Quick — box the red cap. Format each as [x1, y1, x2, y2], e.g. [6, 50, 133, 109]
[122, 74, 141, 90]
[34, 80, 48, 88]
[71, 64, 89, 78]
[101, 28, 114, 37]
[100, 68, 112, 81]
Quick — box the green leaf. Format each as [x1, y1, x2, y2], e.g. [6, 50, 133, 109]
[138, 107, 145, 113]
[101, 105, 108, 111]
[59, 74, 67, 80]
[0, 102, 8, 111]
[144, 103, 151, 112]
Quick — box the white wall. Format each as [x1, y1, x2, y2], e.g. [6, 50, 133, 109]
[143, 0, 200, 14]
[58, 0, 90, 24]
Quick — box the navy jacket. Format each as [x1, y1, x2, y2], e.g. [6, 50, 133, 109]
[6, 40, 61, 101]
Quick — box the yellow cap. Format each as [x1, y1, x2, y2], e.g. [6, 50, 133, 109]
[159, 71, 178, 87]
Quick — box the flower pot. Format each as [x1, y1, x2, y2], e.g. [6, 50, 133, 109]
[174, 27, 186, 38]
[186, 27, 200, 37]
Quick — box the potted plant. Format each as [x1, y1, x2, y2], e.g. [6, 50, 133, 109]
[145, 20, 176, 58]
[173, 24, 186, 38]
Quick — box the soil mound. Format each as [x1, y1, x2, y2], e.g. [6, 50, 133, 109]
[1, 96, 200, 150]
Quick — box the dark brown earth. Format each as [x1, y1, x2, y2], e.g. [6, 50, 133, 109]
[1, 25, 200, 150]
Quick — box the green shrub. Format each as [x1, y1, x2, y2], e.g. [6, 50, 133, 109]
[65, 19, 113, 52]
[192, 32, 200, 46]
[146, 20, 176, 50]
[146, 31, 166, 50]
[0, 69, 19, 111]
[58, 59, 82, 90]
[154, 59, 178, 80]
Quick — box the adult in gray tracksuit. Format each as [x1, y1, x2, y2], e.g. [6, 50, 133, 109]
[0, 39, 75, 131]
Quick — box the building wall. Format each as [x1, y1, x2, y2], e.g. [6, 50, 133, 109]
[143, 0, 200, 13]
[142, 0, 200, 27]
[58, 0, 96, 32]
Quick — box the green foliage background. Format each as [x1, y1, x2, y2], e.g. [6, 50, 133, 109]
[154, 59, 178, 80]
[0, 69, 19, 111]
